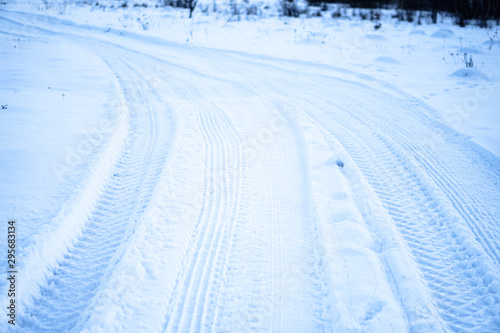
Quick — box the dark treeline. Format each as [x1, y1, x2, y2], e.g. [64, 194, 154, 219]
[306, 0, 500, 26]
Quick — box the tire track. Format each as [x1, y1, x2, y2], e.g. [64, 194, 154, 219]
[162, 92, 242, 332]
[327, 93, 500, 268]
[4, 8, 500, 332]
[185, 102, 241, 332]
[352, 98, 500, 267]
[286, 92, 500, 332]
[275, 99, 428, 331]
[203, 100, 245, 331]
[200, 47, 500, 271]
[19, 52, 172, 332]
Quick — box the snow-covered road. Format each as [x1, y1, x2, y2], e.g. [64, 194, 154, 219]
[1, 8, 499, 332]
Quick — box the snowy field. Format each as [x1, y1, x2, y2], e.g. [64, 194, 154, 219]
[0, 1, 500, 332]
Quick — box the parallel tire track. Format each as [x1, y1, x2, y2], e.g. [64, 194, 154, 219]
[19, 52, 172, 332]
[162, 91, 242, 332]
[355, 98, 500, 267]
[288, 92, 500, 332]
[4, 9, 500, 332]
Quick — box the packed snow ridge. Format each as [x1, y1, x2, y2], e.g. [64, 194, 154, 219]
[0, 1, 499, 332]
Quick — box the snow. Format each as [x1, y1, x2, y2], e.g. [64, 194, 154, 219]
[0, 24, 124, 257]
[0, 1, 499, 332]
[15, 1, 497, 156]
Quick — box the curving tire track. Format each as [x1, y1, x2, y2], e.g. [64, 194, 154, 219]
[2, 9, 499, 333]
[283, 89, 500, 332]
[161, 95, 243, 332]
[19, 49, 173, 332]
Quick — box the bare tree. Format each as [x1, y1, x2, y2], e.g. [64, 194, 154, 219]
[186, 0, 198, 18]
[164, 0, 198, 18]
